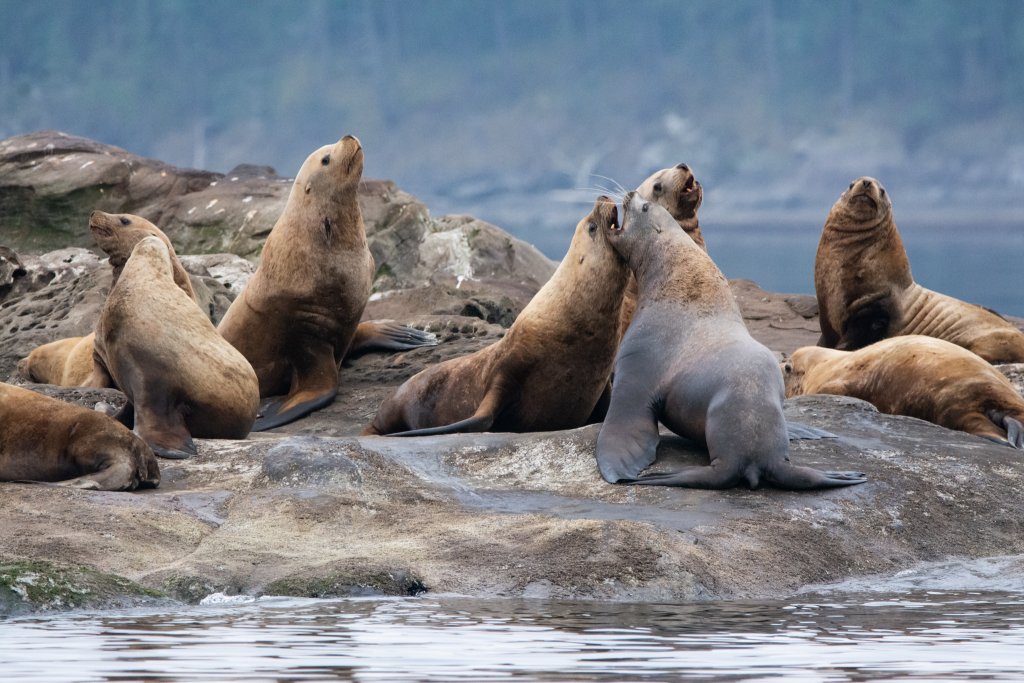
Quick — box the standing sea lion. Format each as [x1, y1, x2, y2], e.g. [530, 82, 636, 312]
[16, 211, 199, 388]
[0, 382, 159, 490]
[815, 177, 1024, 363]
[617, 162, 706, 342]
[784, 336, 1024, 448]
[94, 236, 259, 458]
[596, 192, 865, 489]
[365, 196, 630, 435]
[218, 136, 434, 431]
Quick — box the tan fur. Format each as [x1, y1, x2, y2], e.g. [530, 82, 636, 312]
[218, 136, 373, 423]
[366, 197, 629, 435]
[785, 336, 1024, 445]
[18, 212, 198, 388]
[617, 163, 706, 342]
[816, 176, 1024, 363]
[0, 382, 159, 490]
[95, 237, 258, 456]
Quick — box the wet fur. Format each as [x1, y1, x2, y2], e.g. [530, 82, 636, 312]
[596, 193, 865, 490]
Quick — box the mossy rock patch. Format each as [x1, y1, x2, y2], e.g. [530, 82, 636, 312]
[0, 559, 165, 616]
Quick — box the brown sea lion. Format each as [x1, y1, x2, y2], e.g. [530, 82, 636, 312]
[784, 336, 1024, 448]
[16, 211, 200, 388]
[617, 163, 707, 342]
[218, 136, 434, 431]
[595, 192, 865, 489]
[94, 236, 259, 458]
[17, 335, 94, 386]
[815, 176, 1024, 363]
[0, 382, 159, 490]
[365, 196, 629, 436]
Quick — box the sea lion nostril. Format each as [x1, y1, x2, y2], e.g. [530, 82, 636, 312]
[863, 179, 872, 189]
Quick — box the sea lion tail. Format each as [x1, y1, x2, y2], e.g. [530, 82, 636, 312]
[767, 463, 866, 490]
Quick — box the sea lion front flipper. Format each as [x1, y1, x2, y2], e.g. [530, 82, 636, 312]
[785, 421, 837, 440]
[595, 393, 660, 483]
[837, 293, 897, 351]
[59, 459, 138, 491]
[254, 341, 340, 431]
[347, 320, 438, 357]
[134, 401, 196, 460]
[985, 410, 1024, 448]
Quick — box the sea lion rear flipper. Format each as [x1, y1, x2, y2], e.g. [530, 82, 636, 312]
[768, 463, 866, 490]
[785, 421, 837, 440]
[595, 397, 660, 483]
[986, 410, 1024, 449]
[389, 383, 505, 437]
[347, 320, 438, 358]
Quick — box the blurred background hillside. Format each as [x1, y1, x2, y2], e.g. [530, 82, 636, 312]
[2, 0, 1022, 312]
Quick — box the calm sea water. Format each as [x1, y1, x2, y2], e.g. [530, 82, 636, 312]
[3, 590, 1024, 682]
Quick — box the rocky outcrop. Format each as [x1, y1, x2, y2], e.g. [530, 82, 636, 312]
[2, 131, 1024, 614]
[0, 131, 555, 288]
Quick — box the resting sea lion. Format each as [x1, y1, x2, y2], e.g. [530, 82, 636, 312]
[816, 177, 1024, 363]
[365, 196, 629, 435]
[18, 335, 94, 386]
[595, 192, 865, 489]
[618, 162, 706, 342]
[218, 136, 434, 431]
[0, 382, 159, 490]
[784, 336, 1024, 448]
[94, 236, 259, 458]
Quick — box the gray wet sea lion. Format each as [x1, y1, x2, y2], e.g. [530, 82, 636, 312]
[815, 176, 1024, 363]
[595, 192, 866, 490]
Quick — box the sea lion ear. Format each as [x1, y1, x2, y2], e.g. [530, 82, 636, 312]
[304, 181, 312, 194]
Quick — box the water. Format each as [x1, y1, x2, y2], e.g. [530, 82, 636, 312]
[4, 590, 1024, 682]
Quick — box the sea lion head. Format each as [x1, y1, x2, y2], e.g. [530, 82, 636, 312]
[829, 176, 892, 229]
[781, 346, 838, 397]
[89, 211, 171, 269]
[609, 190, 686, 264]
[567, 194, 629, 283]
[637, 162, 702, 225]
[294, 134, 364, 205]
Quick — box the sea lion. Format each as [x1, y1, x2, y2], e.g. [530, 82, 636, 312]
[815, 176, 1024, 363]
[217, 135, 434, 431]
[0, 382, 159, 490]
[784, 336, 1024, 448]
[94, 236, 259, 458]
[595, 192, 865, 489]
[618, 163, 706, 342]
[365, 196, 629, 436]
[17, 335, 94, 386]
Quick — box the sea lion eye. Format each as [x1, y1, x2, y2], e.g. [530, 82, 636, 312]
[880, 187, 886, 196]
[642, 202, 649, 212]
[848, 182, 854, 190]
[653, 182, 663, 194]
[588, 222, 597, 234]
[119, 217, 130, 225]
[321, 154, 330, 166]
[783, 362, 792, 374]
